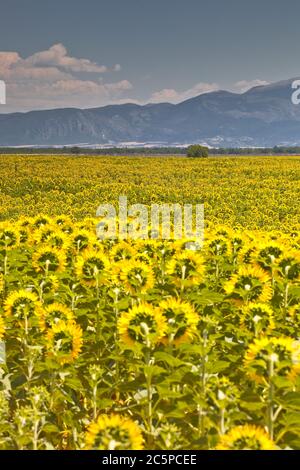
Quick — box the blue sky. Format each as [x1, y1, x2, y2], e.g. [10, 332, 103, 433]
[0, 0, 300, 111]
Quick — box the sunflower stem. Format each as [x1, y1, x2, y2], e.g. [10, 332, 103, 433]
[220, 408, 225, 435]
[3, 251, 8, 277]
[267, 357, 275, 440]
[283, 282, 289, 319]
[114, 288, 120, 402]
[143, 342, 154, 447]
[198, 329, 207, 438]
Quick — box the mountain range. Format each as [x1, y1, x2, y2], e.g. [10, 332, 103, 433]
[1, 78, 300, 147]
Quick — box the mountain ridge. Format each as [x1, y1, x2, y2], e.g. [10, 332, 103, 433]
[1, 78, 300, 147]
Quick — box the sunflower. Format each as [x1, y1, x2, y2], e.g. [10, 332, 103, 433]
[33, 215, 51, 228]
[159, 298, 199, 345]
[118, 303, 167, 348]
[166, 251, 204, 287]
[134, 239, 159, 260]
[160, 240, 185, 260]
[230, 233, 247, 255]
[32, 246, 66, 274]
[32, 225, 56, 245]
[277, 250, 300, 281]
[40, 274, 60, 294]
[240, 302, 275, 336]
[134, 252, 152, 265]
[55, 216, 74, 235]
[256, 240, 286, 270]
[224, 265, 272, 302]
[17, 226, 30, 245]
[54, 215, 73, 227]
[216, 425, 276, 450]
[71, 229, 97, 253]
[75, 250, 110, 287]
[237, 244, 258, 265]
[0, 225, 19, 250]
[85, 414, 144, 450]
[17, 216, 33, 228]
[117, 260, 155, 295]
[4, 289, 43, 326]
[205, 236, 231, 257]
[244, 337, 300, 383]
[110, 241, 137, 262]
[39, 303, 74, 330]
[46, 320, 83, 364]
[47, 230, 71, 250]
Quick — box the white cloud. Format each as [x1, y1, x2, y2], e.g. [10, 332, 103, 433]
[22, 43, 112, 73]
[149, 82, 220, 103]
[232, 79, 270, 93]
[0, 44, 132, 111]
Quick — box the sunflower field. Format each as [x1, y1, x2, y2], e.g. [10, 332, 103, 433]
[0, 155, 300, 450]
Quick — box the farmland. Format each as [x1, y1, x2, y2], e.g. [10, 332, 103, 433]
[0, 154, 300, 450]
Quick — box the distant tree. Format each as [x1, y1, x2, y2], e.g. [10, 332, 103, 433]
[71, 146, 80, 155]
[186, 144, 209, 158]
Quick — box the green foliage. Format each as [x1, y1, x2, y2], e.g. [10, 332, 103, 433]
[0, 217, 299, 449]
[187, 145, 209, 158]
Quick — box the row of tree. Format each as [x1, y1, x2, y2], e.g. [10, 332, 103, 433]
[1, 145, 300, 156]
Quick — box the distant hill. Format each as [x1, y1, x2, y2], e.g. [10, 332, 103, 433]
[1, 78, 300, 147]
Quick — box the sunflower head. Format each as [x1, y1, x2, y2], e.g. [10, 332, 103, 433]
[240, 302, 275, 336]
[118, 303, 167, 348]
[244, 336, 300, 384]
[257, 241, 286, 269]
[46, 320, 83, 364]
[4, 289, 42, 327]
[46, 230, 71, 250]
[85, 414, 144, 450]
[166, 251, 204, 287]
[277, 250, 300, 280]
[40, 274, 60, 294]
[0, 225, 19, 250]
[216, 425, 276, 450]
[159, 298, 199, 345]
[33, 215, 51, 228]
[205, 236, 231, 257]
[75, 249, 110, 287]
[32, 246, 66, 274]
[110, 241, 137, 262]
[71, 229, 96, 253]
[18, 227, 31, 245]
[54, 215, 73, 228]
[40, 303, 74, 331]
[118, 260, 155, 295]
[224, 265, 272, 302]
[230, 233, 247, 255]
[33, 225, 56, 245]
[134, 239, 159, 259]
